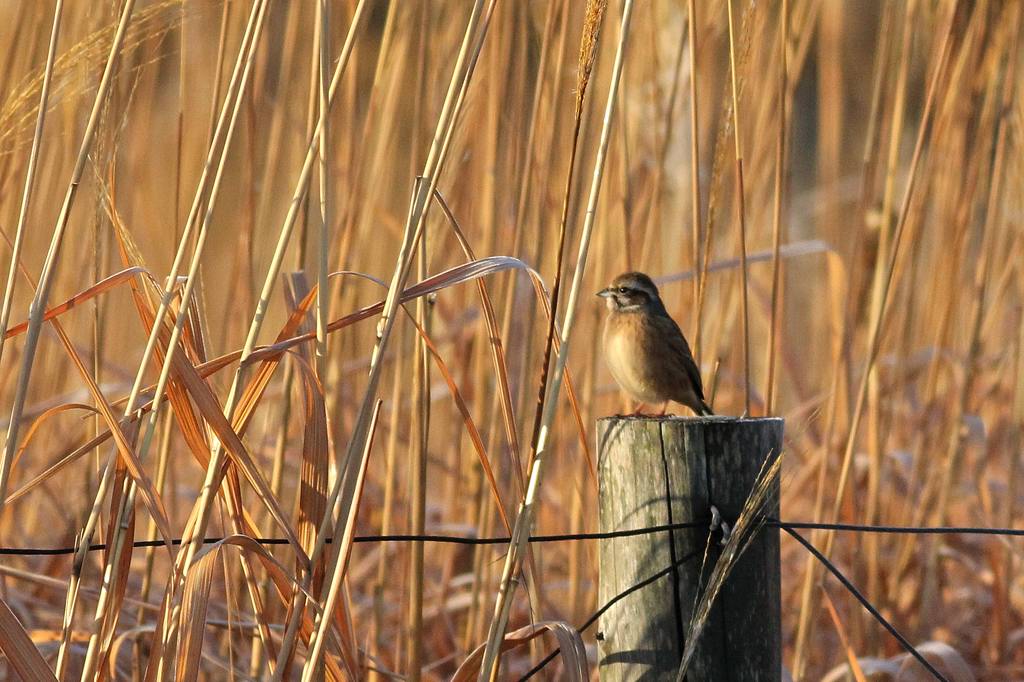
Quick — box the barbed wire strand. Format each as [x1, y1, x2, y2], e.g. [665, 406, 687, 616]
[519, 523, 951, 681]
[781, 525, 947, 682]
[3, 518, 1024, 556]
[1, 516, 1006, 680]
[518, 549, 702, 681]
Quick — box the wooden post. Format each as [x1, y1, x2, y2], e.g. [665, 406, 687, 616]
[597, 416, 783, 681]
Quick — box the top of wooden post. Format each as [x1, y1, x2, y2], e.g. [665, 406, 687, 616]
[598, 414, 784, 425]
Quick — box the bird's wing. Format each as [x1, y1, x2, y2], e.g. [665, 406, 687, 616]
[663, 315, 706, 401]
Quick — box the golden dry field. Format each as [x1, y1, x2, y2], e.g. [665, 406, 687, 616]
[0, 1, 1020, 680]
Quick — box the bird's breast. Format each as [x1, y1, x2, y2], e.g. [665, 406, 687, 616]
[603, 313, 664, 404]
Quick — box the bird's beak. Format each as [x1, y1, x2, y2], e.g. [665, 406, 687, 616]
[597, 287, 613, 298]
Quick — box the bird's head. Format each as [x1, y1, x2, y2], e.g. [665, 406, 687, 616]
[597, 272, 662, 312]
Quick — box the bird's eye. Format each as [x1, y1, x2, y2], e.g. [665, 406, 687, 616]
[617, 287, 628, 294]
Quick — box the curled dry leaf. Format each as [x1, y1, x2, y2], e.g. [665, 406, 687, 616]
[821, 658, 900, 682]
[821, 641, 975, 682]
[174, 535, 327, 682]
[6, 259, 539, 514]
[9, 403, 98, 476]
[452, 621, 587, 682]
[895, 642, 974, 682]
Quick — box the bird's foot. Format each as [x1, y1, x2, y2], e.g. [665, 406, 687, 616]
[624, 402, 652, 417]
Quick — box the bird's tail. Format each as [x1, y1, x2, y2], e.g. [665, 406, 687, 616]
[698, 400, 714, 416]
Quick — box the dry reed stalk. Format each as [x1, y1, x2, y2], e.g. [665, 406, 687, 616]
[316, 0, 330, 381]
[0, 240, 175, 680]
[821, 586, 869, 682]
[320, 2, 405, 463]
[511, 1, 577, 449]
[478, 1, 627, 676]
[921, 12, 1019, 631]
[407, 182, 431, 681]
[55, 2, 267, 643]
[764, 0, 788, 416]
[854, 5, 899, 650]
[686, 0, 702, 339]
[0, 1, 62, 375]
[278, 2, 492, 675]
[884, 192, 969, 600]
[169, 0, 187, 241]
[404, 8, 432, 677]
[1003, 293, 1024, 657]
[523, 0, 608, 485]
[299, 397, 383, 682]
[990, 14, 1024, 657]
[247, 284, 304, 680]
[795, 6, 960, 677]
[431, 190, 525, 650]
[300, 8, 332, 679]
[569, 293, 604, 626]
[791, 4, 911, 667]
[76, 4, 277, 675]
[158, 2, 368, 670]
[860, 3, 917, 645]
[460, 0, 568, 650]
[0, 0, 136, 517]
[88, 104, 111, 619]
[791, 296, 853, 678]
[368, 326, 408, 678]
[693, 0, 756, 375]
[883, 3, 996, 634]
[725, 0, 752, 416]
[431, 186, 569, 664]
[133, 407, 174, 680]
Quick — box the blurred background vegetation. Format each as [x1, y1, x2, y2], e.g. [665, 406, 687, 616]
[0, 0, 1020, 679]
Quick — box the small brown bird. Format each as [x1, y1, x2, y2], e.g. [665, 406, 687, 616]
[598, 272, 713, 416]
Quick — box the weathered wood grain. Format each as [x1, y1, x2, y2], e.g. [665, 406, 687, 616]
[598, 415, 783, 681]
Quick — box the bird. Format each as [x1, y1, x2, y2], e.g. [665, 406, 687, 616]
[598, 271, 713, 416]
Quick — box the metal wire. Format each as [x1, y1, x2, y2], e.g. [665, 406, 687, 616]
[4, 518, 1023, 556]
[2, 515, 1005, 679]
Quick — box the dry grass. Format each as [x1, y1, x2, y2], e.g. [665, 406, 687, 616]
[0, 1, 1021, 679]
